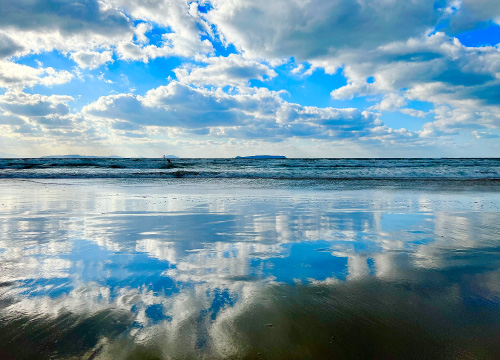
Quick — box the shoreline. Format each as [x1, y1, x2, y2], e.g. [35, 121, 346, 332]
[2, 176, 500, 194]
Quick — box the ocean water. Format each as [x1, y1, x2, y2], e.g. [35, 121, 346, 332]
[1, 159, 500, 359]
[1, 157, 499, 180]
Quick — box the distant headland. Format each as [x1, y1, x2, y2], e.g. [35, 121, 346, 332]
[235, 155, 286, 159]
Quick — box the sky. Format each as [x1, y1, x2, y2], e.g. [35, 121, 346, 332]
[1, 0, 500, 158]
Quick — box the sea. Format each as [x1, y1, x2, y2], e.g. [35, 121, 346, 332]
[1, 158, 500, 359]
[1, 157, 499, 180]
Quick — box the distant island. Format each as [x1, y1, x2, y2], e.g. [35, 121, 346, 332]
[235, 155, 286, 159]
[163, 155, 179, 159]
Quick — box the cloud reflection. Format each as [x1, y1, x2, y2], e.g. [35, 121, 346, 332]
[1, 180, 500, 358]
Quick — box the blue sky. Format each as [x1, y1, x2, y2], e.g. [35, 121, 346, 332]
[1, 0, 500, 157]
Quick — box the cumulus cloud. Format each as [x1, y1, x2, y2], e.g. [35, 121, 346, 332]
[368, 94, 429, 118]
[326, 33, 500, 133]
[399, 108, 429, 118]
[85, 82, 282, 130]
[115, 40, 198, 63]
[201, 0, 500, 138]
[174, 54, 277, 87]
[0, 0, 214, 62]
[0, 90, 105, 143]
[0, 0, 130, 34]
[1, 0, 500, 154]
[112, 0, 214, 60]
[369, 94, 407, 112]
[0, 61, 73, 89]
[331, 33, 500, 99]
[0, 0, 133, 59]
[0, 33, 23, 59]
[420, 105, 500, 137]
[472, 130, 500, 139]
[449, 0, 500, 31]
[0, 112, 25, 125]
[0, 91, 72, 117]
[70, 50, 114, 69]
[84, 81, 392, 141]
[206, 0, 443, 60]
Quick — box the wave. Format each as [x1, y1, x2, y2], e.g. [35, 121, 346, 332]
[0, 158, 499, 180]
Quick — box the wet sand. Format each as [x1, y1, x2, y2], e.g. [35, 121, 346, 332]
[1, 179, 500, 359]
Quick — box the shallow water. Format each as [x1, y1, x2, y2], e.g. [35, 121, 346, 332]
[1, 178, 500, 359]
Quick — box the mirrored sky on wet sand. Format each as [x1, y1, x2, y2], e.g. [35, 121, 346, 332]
[1, 179, 500, 359]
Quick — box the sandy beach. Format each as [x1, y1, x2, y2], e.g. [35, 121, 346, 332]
[1, 178, 499, 358]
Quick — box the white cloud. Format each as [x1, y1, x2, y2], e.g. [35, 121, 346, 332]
[115, 41, 185, 63]
[449, 0, 500, 31]
[174, 54, 277, 87]
[1, 0, 499, 153]
[369, 94, 407, 112]
[0, 0, 214, 63]
[200, 1, 500, 137]
[326, 33, 500, 133]
[0, 61, 73, 89]
[0, 0, 132, 58]
[0, 91, 73, 117]
[84, 81, 395, 141]
[207, 0, 444, 60]
[420, 105, 500, 137]
[70, 50, 114, 69]
[369, 94, 429, 118]
[111, 0, 214, 59]
[0, 90, 107, 144]
[0, 112, 25, 125]
[399, 108, 428, 118]
[0, 0, 130, 34]
[291, 64, 303, 75]
[134, 22, 153, 44]
[472, 130, 500, 139]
